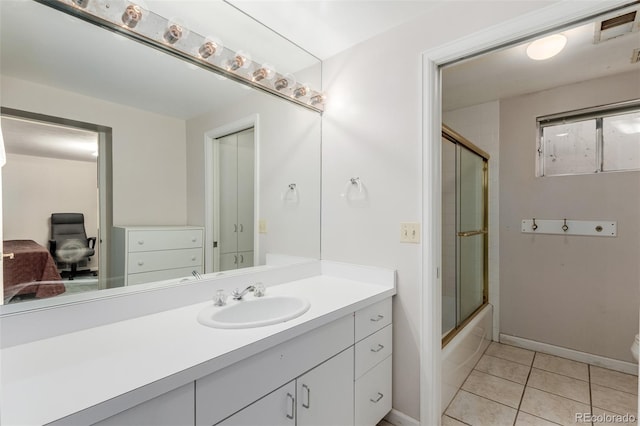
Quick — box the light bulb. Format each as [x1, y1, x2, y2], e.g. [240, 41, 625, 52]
[199, 37, 223, 59]
[71, 0, 89, 8]
[122, 4, 143, 28]
[163, 19, 188, 45]
[293, 84, 310, 99]
[526, 34, 567, 61]
[227, 51, 252, 71]
[310, 94, 325, 106]
[253, 64, 276, 82]
[274, 74, 296, 91]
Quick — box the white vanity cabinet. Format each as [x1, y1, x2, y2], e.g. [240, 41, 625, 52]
[296, 347, 354, 426]
[217, 348, 354, 426]
[112, 226, 204, 286]
[354, 298, 393, 426]
[203, 297, 393, 426]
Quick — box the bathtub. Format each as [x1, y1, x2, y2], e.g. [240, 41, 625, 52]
[441, 303, 493, 413]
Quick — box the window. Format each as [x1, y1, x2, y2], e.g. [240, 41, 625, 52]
[537, 100, 640, 176]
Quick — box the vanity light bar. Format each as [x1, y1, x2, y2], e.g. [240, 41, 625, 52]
[37, 0, 326, 113]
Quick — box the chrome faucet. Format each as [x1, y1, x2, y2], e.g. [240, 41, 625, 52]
[231, 285, 255, 300]
[192, 270, 203, 280]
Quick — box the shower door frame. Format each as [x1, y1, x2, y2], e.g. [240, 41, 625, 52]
[441, 125, 489, 347]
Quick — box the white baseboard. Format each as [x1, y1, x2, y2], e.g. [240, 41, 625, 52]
[500, 334, 638, 376]
[384, 409, 420, 426]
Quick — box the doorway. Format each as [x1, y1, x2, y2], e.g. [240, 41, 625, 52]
[0, 108, 112, 304]
[213, 128, 255, 272]
[203, 114, 260, 274]
[421, 2, 636, 425]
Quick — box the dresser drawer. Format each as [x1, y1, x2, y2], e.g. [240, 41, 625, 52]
[355, 298, 392, 342]
[127, 266, 201, 286]
[127, 248, 202, 274]
[128, 229, 203, 252]
[355, 324, 392, 380]
[355, 355, 392, 426]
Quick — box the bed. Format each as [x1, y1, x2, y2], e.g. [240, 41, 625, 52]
[3, 240, 65, 301]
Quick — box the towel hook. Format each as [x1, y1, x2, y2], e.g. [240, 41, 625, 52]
[562, 218, 569, 232]
[532, 218, 538, 231]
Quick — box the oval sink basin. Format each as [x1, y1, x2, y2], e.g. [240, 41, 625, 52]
[198, 296, 311, 329]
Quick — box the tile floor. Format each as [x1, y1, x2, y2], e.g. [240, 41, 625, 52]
[442, 342, 638, 426]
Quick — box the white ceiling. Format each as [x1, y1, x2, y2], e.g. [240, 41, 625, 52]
[226, 0, 440, 60]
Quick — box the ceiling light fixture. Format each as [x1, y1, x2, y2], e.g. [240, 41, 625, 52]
[49, 0, 326, 112]
[526, 34, 567, 60]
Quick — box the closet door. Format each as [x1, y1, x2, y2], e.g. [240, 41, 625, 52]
[236, 129, 254, 256]
[218, 135, 239, 257]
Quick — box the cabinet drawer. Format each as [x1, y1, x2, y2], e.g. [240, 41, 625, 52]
[127, 266, 201, 286]
[128, 229, 203, 252]
[127, 248, 202, 274]
[355, 355, 392, 426]
[355, 324, 392, 380]
[355, 298, 392, 342]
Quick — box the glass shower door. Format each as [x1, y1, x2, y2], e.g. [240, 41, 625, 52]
[441, 125, 488, 342]
[457, 146, 487, 322]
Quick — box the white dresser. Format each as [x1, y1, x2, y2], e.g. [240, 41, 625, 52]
[112, 226, 204, 286]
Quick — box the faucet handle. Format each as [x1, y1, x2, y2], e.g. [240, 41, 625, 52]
[254, 282, 266, 297]
[213, 289, 227, 306]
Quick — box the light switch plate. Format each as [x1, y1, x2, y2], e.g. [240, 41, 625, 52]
[400, 222, 420, 243]
[258, 219, 267, 234]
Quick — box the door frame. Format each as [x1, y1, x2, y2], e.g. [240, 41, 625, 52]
[204, 114, 260, 273]
[420, 1, 634, 424]
[0, 107, 113, 298]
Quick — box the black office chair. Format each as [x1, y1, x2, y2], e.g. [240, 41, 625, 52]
[49, 213, 96, 280]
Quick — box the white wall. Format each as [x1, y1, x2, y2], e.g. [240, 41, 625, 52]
[186, 90, 321, 265]
[1, 76, 187, 226]
[3, 153, 99, 269]
[500, 71, 640, 362]
[321, 2, 559, 419]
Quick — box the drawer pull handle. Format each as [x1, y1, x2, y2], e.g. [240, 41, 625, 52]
[234, 224, 238, 232]
[371, 344, 385, 353]
[137, 261, 144, 266]
[137, 240, 144, 245]
[370, 314, 384, 322]
[302, 384, 311, 409]
[192, 237, 197, 242]
[286, 393, 295, 419]
[370, 392, 384, 403]
[239, 224, 244, 232]
[234, 255, 238, 264]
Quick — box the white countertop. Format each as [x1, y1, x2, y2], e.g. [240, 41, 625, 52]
[1, 273, 395, 425]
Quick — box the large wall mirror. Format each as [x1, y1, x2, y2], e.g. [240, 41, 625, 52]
[0, 0, 322, 311]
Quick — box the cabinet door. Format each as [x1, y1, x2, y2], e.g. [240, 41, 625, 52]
[216, 381, 295, 426]
[237, 251, 254, 269]
[220, 252, 239, 270]
[236, 129, 254, 253]
[297, 347, 354, 426]
[218, 135, 238, 255]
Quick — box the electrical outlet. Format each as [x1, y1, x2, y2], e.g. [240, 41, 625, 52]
[400, 222, 420, 243]
[258, 219, 267, 234]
